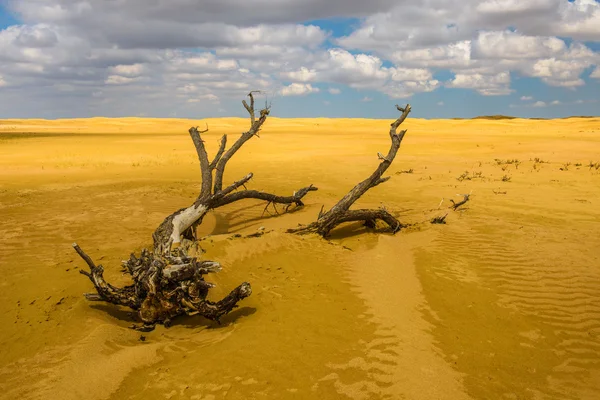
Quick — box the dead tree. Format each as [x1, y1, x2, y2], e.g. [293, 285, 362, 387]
[74, 92, 317, 331]
[289, 104, 412, 237]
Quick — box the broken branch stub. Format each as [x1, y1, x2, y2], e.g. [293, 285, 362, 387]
[289, 104, 412, 237]
[76, 91, 317, 330]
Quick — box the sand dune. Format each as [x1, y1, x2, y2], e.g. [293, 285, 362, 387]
[1, 116, 599, 399]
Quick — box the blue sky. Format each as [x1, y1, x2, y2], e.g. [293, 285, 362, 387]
[0, 0, 599, 119]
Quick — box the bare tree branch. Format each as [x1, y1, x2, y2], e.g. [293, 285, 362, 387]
[290, 104, 412, 237]
[189, 125, 212, 200]
[214, 91, 269, 193]
[209, 135, 227, 170]
[215, 184, 318, 208]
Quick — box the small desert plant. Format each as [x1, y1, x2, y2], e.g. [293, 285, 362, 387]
[496, 158, 521, 169]
[501, 175, 511, 182]
[588, 161, 600, 171]
[457, 171, 470, 181]
[559, 162, 571, 171]
[396, 168, 414, 174]
[431, 214, 448, 224]
[457, 171, 483, 181]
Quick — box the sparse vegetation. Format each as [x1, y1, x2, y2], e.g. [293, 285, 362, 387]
[457, 170, 484, 181]
[560, 162, 571, 171]
[501, 175, 512, 182]
[495, 158, 521, 169]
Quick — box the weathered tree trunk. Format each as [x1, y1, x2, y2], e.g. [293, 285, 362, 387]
[75, 92, 317, 330]
[289, 104, 412, 237]
[152, 94, 316, 255]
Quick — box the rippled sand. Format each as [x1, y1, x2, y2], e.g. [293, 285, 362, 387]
[1, 116, 599, 399]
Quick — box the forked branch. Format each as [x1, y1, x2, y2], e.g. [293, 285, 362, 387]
[152, 91, 316, 256]
[289, 104, 412, 237]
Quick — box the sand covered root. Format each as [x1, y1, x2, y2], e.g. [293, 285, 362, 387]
[75, 243, 252, 331]
[289, 104, 412, 237]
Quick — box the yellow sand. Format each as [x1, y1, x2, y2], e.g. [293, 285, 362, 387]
[0, 116, 599, 399]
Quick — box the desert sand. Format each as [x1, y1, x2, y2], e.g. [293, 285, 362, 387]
[1, 115, 599, 399]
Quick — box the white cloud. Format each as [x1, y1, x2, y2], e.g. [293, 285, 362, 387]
[108, 64, 146, 78]
[520, 96, 533, 101]
[532, 101, 547, 107]
[328, 87, 341, 94]
[437, 101, 444, 106]
[591, 66, 600, 79]
[448, 72, 512, 95]
[281, 67, 317, 82]
[361, 96, 373, 102]
[472, 31, 566, 60]
[105, 75, 144, 85]
[187, 94, 220, 103]
[279, 83, 320, 96]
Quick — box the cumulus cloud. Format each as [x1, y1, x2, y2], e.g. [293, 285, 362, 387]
[521, 96, 533, 101]
[471, 31, 566, 60]
[279, 83, 320, 96]
[448, 72, 512, 95]
[281, 67, 318, 82]
[0, 0, 599, 117]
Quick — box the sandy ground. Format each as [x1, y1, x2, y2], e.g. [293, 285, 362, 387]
[1, 115, 599, 399]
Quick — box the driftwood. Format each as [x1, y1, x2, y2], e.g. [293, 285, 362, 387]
[289, 104, 412, 237]
[74, 92, 316, 330]
[449, 193, 471, 210]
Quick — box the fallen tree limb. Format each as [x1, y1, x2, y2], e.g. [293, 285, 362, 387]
[289, 104, 411, 237]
